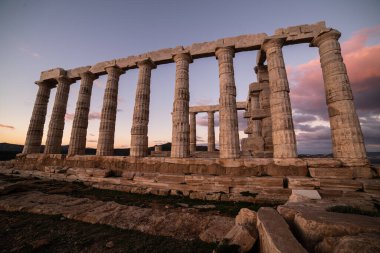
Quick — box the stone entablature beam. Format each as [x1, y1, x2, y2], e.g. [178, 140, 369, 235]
[37, 22, 327, 80]
[189, 101, 246, 113]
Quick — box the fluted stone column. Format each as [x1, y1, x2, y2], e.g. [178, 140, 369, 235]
[130, 59, 156, 157]
[262, 38, 297, 158]
[189, 112, 197, 153]
[171, 53, 192, 158]
[23, 81, 52, 154]
[44, 76, 74, 154]
[68, 71, 97, 156]
[215, 47, 240, 158]
[311, 29, 367, 159]
[207, 111, 215, 152]
[251, 93, 262, 137]
[96, 66, 123, 156]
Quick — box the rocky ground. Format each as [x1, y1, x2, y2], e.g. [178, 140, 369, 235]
[1, 173, 380, 253]
[0, 174, 263, 253]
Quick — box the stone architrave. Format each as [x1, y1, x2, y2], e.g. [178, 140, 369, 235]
[23, 81, 53, 154]
[96, 66, 124, 156]
[44, 76, 74, 154]
[207, 111, 215, 152]
[130, 59, 156, 157]
[215, 47, 240, 159]
[262, 38, 297, 158]
[171, 53, 192, 158]
[68, 71, 97, 156]
[189, 112, 197, 153]
[311, 29, 367, 160]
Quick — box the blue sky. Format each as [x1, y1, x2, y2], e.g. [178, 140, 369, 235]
[0, 0, 379, 153]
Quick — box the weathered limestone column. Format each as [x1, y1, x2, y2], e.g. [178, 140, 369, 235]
[68, 71, 97, 156]
[215, 47, 240, 158]
[311, 29, 367, 159]
[96, 66, 124, 156]
[256, 65, 273, 152]
[171, 53, 192, 158]
[130, 59, 156, 157]
[207, 111, 215, 152]
[250, 93, 262, 137]
[189, 112, 197, 153]
[23, 81, 53, 154]
[262, 38, 297, 158]
[44, 76, 74, 154]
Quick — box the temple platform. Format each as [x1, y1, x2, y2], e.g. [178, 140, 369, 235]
[0, 154, 376, 205]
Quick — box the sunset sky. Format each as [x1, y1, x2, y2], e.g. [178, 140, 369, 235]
[0, 0, 379, 154]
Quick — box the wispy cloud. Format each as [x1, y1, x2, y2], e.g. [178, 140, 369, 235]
[0, 124, 15, 130]
[94, 79, 106, 88]
[65, 112, 101, 121]
[19, 47, 41, 58]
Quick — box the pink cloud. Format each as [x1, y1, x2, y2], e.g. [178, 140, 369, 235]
[287, 24, 380, 152]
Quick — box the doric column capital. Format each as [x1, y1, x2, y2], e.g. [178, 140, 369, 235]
[189, 111, 197, 116]
[310, 29, 341, 47]
[207, 111, 214, 117]
[56, 75, 75, 85]
[34, 80, 55, 89]
[79, 71, 98, 81]
[261, 37, 286, 52]
[215, 46, 235, 59]
[105, 65, 124, 76]
[136, 58, 157, 69]
[173, 52, 193, 63]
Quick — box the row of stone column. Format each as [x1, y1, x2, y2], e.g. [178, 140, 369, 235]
[23, 29, 367, 161]
[186, 111, 216, 154]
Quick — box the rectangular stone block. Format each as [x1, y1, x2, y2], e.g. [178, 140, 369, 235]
[66, 66, 91, 79]
[40, 68, 65, 81]
[287, 176, 320, 189]
[89, 59, 116, 74]
[309, 167, 353, 179]
[304, 158, 342, 168]
[257, 207, 307, 253]
[156, 174, 186, 184]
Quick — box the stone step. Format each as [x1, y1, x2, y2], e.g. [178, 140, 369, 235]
[287, 176, 319, 189]
[309, 167, 372, 179]
[304, 158, 342, 168]
[319, 179, 362, 191]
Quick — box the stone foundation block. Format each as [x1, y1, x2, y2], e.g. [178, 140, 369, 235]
[287, 176, 320, 189]
[309, 167, 353, 179]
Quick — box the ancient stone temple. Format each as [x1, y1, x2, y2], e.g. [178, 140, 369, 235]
[15, 21, 374, 203]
